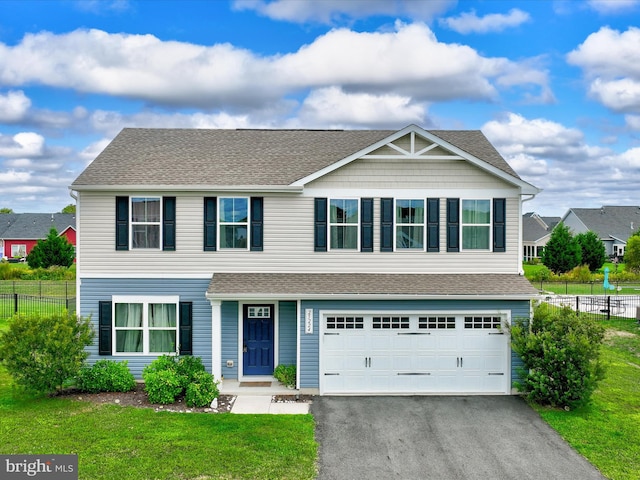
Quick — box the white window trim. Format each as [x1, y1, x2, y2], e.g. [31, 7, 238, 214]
[218, 196, 250, 251]
[130, 196, 162, 250]
[460, 198, 493, 252]
[328, 197, 360, 251]
[394, 198, 426, 252]
[11, 244, 26, 258]
[112, 295, 180, 356]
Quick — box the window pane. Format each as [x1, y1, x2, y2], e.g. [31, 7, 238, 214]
[330, 199, 358, 224]
[463, 226, 490, 249]
[149, 304, 177, 327]
[396, 226, 424, 249]
[132, 225, 160, 248]
[462, 200, 490, 224]
[149, 331, 176, 353]
[116, 331, 143, 352]
[330, 225, 357, 249]
[220, 225, 247, 248]
[115, 303, 143, 327]
[131, 198, 160, 222]
[396, 200, 424, 223]
[220, 198, 248, 223]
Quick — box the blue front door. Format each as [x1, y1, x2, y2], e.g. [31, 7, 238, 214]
[243, 304, 274, 376]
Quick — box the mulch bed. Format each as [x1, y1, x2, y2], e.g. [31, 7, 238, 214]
[62, 383, 313, 413]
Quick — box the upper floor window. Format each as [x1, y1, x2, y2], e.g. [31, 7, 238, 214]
[396, 199, 424, 250]
[219, 197, 248, 249]
[329, 199, 358, 250]
[462, 199, 490, 250]
[131, 197, 161, 249]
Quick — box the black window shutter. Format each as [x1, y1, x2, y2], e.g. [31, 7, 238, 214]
[250, 197, 264, 252]
[380, 197, 394, 252]
[204, 197, 217, 251]
[427, 198, 440, 252]
[446, 198, 460, 252]
[98, 300, 112, 355]
[493, 198, 506, 252]
[360, 198, 373, 252]
[314, 198, 327, 252]
[163, 197, 176, 251]
[179, 301, 193, 355]
[115, 196, 129, 251]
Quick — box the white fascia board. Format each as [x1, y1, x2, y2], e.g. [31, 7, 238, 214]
[79, 273, 214, 279]
[71, 184, 303, 194]
[291, 124, 540, 195]
[205, 292, 541, 301]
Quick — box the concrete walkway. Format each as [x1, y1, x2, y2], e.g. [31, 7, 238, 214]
[230, 395, 310, 414]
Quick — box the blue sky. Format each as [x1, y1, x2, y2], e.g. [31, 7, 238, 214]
[1, 0, 639, 217]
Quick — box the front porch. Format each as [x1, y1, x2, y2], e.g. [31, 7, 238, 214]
[220, 376, 318, 396]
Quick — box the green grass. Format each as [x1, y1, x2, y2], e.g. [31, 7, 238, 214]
[533, 318, 640, 480]
[0, 315, 317, 479]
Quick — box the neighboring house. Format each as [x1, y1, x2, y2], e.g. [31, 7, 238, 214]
[70, 125, 540, 396]
[562, 206, 640, 259]
[0, 213, 76, 261]
[522, 212, 560, 261]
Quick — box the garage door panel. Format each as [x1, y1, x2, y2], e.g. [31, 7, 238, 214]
[321, 313, 509, 395]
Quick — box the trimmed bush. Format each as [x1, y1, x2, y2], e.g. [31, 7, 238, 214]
[142, 355, 219, 405]
[510, 303, 605, 410]
[185, 371, 219, 407]
[0, 311, 93, 395]
[76, 360, 136, 393]
[273, 364, 296, 388]
[143, 369, 183, 404]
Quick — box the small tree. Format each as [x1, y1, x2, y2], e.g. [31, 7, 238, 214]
[27, 227, 75, 269]
[575, 231, 607, 272]
[0, 207, 14, 213]
[541, 223, 582, 274]
[510, 303, 605, 410]
[625, 235, 640, 273]
[61, 204, 76, 214]
[0, 312, 94, 395]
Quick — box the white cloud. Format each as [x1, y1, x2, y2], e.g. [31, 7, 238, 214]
[0, 132, 45, 158]
[625, 114, 640, 130]
[567, 26, 640, 113]
[297, 87, 427, 128]
[232, 0, 454, 23]
[439, 8, 530, 34]
[0, 170, 31, 184]
[0, 90, 31, 122]
[587, 0, 640, 14]
[0, 24, 550, 109]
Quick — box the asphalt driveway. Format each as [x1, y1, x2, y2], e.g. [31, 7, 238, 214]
[311, 396, 605, 480]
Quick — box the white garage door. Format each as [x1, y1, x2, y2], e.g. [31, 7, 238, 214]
[321, 313, 509, 395]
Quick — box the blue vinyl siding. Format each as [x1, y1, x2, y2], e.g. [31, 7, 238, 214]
[298, 299, 532, 389]
[278, 301, 297, 365]
[79, 278, 211, 378]
[221, 301, 239, 379]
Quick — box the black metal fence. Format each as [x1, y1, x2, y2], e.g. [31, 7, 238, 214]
[0, 293, 76, 319]
[542, 294, 640, 321]
[0, 281, 76, 297]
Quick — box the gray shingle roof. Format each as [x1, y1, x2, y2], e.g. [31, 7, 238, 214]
[207, 273, 538, 298]
[0, 213, 76, 240]
[523, 213, 560, 243]
[71, 127, 520, 188]
[567, 206, 640, 242]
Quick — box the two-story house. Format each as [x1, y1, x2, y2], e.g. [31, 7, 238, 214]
[70, 125, 540, 395]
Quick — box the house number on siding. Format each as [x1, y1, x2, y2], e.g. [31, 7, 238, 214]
[305, 309, 313, 334]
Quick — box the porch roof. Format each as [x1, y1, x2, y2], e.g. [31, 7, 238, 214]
[206, 273, 539, 300]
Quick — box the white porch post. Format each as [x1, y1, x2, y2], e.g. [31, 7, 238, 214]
[210, 300, 222, 381]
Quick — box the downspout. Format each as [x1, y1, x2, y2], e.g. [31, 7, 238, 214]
[68, 188, 80, 318]
[520, 194, 537, 275]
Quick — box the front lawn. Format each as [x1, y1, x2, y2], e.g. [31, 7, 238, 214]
[0, 313, 317, 480]
[534, 317, 640, 480]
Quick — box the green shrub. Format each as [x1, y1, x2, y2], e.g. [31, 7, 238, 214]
[510, 303, 605, 410]
[530, 265, 552, 282]
[0, 311, 93, 395]
[566, 264, 592, 282]
[143, 369, 183, 404]
[185, 371, 219, 407]
[76, 360, 136, 393]
[273, 364, 296, 387]
[0, 262, 23, 280]
[142, 355, 217, 405]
